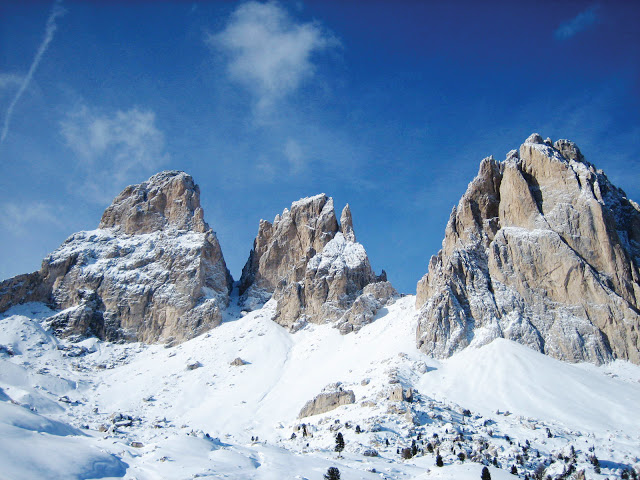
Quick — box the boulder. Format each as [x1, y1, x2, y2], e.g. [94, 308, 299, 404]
[298, 388, 356, 418]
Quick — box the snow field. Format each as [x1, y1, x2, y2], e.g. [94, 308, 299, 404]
[1, 295, 639, 479]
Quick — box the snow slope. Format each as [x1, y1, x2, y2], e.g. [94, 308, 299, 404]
[1, 295, 639, 479]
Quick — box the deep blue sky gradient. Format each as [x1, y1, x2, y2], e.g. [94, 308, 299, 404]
[1, 1, 639, 293]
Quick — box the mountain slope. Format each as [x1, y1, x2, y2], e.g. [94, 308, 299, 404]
[1, 298, 638, 479]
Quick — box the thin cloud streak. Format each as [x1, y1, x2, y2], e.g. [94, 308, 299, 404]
[0, 0, 65, 144]
[555, 4, 600, 40]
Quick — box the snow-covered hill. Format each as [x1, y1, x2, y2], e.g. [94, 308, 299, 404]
[1, 294, 638, 479]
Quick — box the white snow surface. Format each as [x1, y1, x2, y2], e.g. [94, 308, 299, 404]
[1, 296, 639, 479]
[307, 233, 369, 271]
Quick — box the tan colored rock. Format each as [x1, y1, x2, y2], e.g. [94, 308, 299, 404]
[388, 385, 413, 402]
[0, 272, 50, 313]
[298, 388, 356, 418]
[340, 204, 356, 242]
[240, 194, 389, 331]
[99, 170, 208, 234]
[1, 171, 232, 344]
[239, 194, 339, 308]
[416, 134, 640, 365]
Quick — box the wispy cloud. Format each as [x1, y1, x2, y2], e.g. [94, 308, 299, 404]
[283, 138, 305, 174]
[60, 104, 169, 202]
[555, 4, 600, 40]
[0, 202, 64, 235]
[0, 0, 65, 144]
[208, 1, 338, 109]
[0, 74, 23, 92]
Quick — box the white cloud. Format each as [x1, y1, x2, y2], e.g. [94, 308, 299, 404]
[0, 202, 63, 235]
[209, 1, 337, 109]
[555, 4, 600, 40]
[0, 0, 65, 144]
[60, 105, 169, 202]
[284, 138, 305, 174]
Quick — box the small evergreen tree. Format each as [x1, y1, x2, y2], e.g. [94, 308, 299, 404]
[481, 466, 492, 480]
[385, 438, 389, 446]
[458, 452, 466, 462]
[401, 448, 413, 460]
[511, 465, 518, 475]
[355, 425, 361, 434]
[324, 466, 341, 480]
[436, 454, 444, 467]
[335, 432, 345, 456]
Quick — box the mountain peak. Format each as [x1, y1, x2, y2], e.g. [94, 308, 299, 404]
[99, 170, 208, 235]
[416, 134, 640, 365]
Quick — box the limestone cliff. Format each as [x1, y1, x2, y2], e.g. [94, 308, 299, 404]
[416, 134, 640, 364]
[0, 171, 232, 344]
[240, 195, 393, 331]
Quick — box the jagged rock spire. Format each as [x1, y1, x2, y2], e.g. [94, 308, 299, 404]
[416, 133, 640, 365]
[340, 204, 356, 242]
[240, 194, 395, 332]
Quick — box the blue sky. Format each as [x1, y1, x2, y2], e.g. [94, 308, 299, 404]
[1, 1, 639, 294]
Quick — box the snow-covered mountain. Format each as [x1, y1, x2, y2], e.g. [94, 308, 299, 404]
[0, 171, 232, 344]
[1, 134, 639, 479]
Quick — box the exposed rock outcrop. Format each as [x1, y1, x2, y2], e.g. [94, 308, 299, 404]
[416, 134, 640, 365]
[238, 194, 339, 310]
[239, 194, 390, 331]
[298, 385, 356, 418]
[1, 171, 232, 344]
[336, 281, 398, 334]
[99, 170, 208, 234]
[388, 385, 413, 403]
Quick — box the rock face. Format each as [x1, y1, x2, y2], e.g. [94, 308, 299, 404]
[416, 134, 640, 365]
[99, 170, 209, 234]
[239, 194, 340, 310]
[336, 281, 397, 334]
[1, 171, 232, 344]
[239, 194, 391, 331]
[298, 385, 356, 418]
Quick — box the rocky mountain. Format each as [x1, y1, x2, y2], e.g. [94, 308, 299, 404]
[239, 194, 394, 331]
[416, 134, 640, 365]
[0, 171, 232, 344]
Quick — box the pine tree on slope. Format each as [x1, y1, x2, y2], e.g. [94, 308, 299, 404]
[324, 466, 340, 480]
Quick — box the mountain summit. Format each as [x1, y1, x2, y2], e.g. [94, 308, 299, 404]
[240, 194, 394, 332]
[0, 171, 232, 344]
[416, 134, 640, 364]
